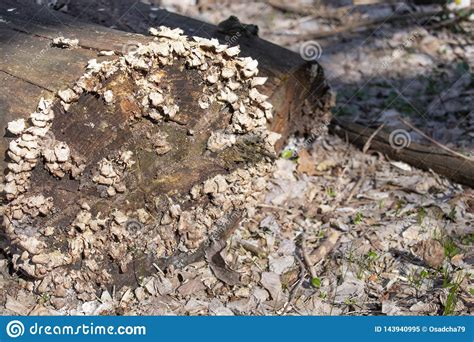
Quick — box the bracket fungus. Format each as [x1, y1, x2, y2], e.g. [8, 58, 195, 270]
[2, 26, 280, 301]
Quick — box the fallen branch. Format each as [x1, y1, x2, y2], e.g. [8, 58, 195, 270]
[330, 118, 474, 188]
[398, 117, 474, 162]
[296, 10, 443, 40]
[256, 204, 293, 213]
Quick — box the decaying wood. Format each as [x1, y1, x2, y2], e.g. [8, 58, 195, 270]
[0, 0, 331, 156]
[330, 119, 474, 188]
[0, 0, 332, 296]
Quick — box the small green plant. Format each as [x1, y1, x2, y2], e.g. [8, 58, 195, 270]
[355, 89, 370, 101]
[311, 277, 322, 289]
[420, 269, 429, 279]
[353, 212, 364, 225]
[460, 233, 474, 246]
[364, 250, 379, 273]
[439, 267, 451, 288]
[39, 293, 50, 304]
[443, 282, 461, 315]
[281, 149, 296, 160]
[378, 200, 385, 209]
[417, 207, 427, 224]
[409, 269, 431, 289]
[443, 237, 460, 259]
[344, 297, 357, 306]
[314, 230, 325, 242]
[326, 187, 336, 198]
[394, 200, 406, 216]
[384, 91, 417, 115]
[366, 250, 378, 262]
[346, 248, 354, 264]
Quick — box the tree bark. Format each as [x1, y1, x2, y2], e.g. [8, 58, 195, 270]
[0, 0, 332, 293]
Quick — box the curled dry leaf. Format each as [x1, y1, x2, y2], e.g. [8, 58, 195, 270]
[296, 149, 319, 176]
[205, 240, 240, 286]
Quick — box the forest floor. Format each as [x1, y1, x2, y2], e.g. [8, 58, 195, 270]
[1, 0, 472, 316]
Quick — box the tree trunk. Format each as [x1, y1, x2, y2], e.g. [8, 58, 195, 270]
[0, 0, 332, 297]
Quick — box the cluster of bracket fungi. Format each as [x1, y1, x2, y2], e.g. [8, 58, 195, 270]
[1, 26, 279, 302]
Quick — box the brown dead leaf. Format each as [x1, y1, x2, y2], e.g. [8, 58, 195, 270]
[205, 240, 240, 286]
[450, 254, 464, 267]
[280, 268, 299, 289]
[296, 149, 319, 176]
[310, 229, 341, 265]
[368, 273, 378, 283]
[413, 239, 445, 268]
[177, 278, 206, 296]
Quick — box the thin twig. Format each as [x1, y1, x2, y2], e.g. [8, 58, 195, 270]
[280, 255, 306, 316]
[344, 169, 366, 204]
[362, 123, 384, 153]
[398, 116, 474, 162]
[256, 204, 292, 213]
[301, 236, 317, 279]
[152, 263, 165, 275]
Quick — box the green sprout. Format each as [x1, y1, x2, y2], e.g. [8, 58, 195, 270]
[443, 282, 461, 316]
[326, 187, 336, 198]
[366, 250, 378, 262]
[280, 149, 297, 160]
[417, 207, 427, 224]
[443, 237, 460, 259]
[353, 212, 364, 225]
[311, 277, 321, 289]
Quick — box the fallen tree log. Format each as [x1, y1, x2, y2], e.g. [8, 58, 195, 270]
[0, 0, 332, 299]
[330, 119, 474, 188]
